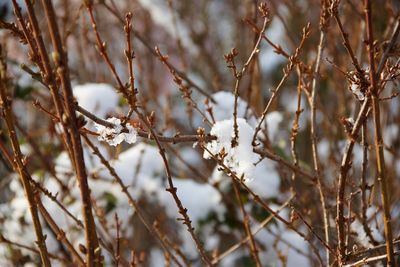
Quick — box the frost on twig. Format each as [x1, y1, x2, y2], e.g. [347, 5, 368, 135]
[349, 70, 369, 101]
[94, 117, 137, 146]
[203, 118, 258, 182]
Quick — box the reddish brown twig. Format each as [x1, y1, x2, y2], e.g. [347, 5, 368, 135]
[40, 0, 101, 264]
[252, 22, 311, 144]
[232, 180, 262, 267]
[364, 0, 395, 265]
[134, 108, 213, 266]
[82, 134, 185, 267]
[0, 46, 52, 267]
[36, 194, 85, 267]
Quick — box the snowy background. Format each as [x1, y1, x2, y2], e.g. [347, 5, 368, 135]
[0, 0, 399, 266]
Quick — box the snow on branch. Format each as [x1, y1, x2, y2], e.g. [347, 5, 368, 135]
[203, 118, 259, 181]
[94, 117, 137, 146]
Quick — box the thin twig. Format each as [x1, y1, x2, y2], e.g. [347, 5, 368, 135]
[232, 180, 262, 267]
[309, 2, 330, 264]
[134, 108, 213, 266]
[0, 46, 52, 267]
[212, 195, 294, 264]
[40, 0, 101, 264]
[252, 23, 310, 144]
[364, 0, 395, 265]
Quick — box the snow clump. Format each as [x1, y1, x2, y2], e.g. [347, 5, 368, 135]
[95, 117, 137, 146]
[203, 118, 258, 181]
[349, 71, 369, 101]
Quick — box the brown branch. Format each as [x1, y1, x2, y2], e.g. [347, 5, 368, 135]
[290, 205, 335, 257]
[15, 121, 68, 192]
[123, 12, 137, 108]
[211, 195, 294, 265]
[232, 180, 262, 267]
[330, 1, 364, 74]
[10, 0, 75, 174]
[98, 1, 215, 102]
[252, 22, 310, 144]
[0, 46, 52, 267]
[309, 2, 330, 264]
[253, 148, 316, 182]
[84, 3, 132, 105]
[82, 134, 185, 267]
[336, 97, 370, 264]
[360, 123, 378, 245]
[376, 17, 400, 76]
[154, 47, 212, 126]
[364, 0, 395, 265]
[0, 234, 69, 264]
[36, 195, 85, 267]
[114, 213, 121, 267]
[134, 108, 213, 266]
[232, 3, 270, 146]
[153, 222, 191, 267]
[289, 67, 303, 195]
[40, 0, 101, 265]
[0, 19, 27, 43]
[0, 130, 85, 229]
[344, 250, 400, 267]
[202, 145, 331, 263]
[243, 18, 290, 59]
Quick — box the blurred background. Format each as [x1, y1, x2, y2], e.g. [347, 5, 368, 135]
[0, 0, 399, 266]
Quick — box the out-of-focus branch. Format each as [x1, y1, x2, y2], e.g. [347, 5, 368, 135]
[364, 0, 395, 265]
[0, 45, 52, 267]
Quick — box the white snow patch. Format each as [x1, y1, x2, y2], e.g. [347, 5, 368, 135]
[161, 179, 224, 224]
[204, 118, 258, 181]
[350, 83, 365, 101]
[95, 117, 137, 146]
[265, 111, 283, 140]
[246, 160, 280, 199]
[383, 124, 398, 146]
[205, 91, 254, 123]
[317, 139, 330, 162]
[137, 0, 197, 54]
[259, 18, 286, 73]
[205, 91, 284, 142]
[106, 143, 164, 196]
[350, 206, 384, 248]
[256, 206, 310, 267]
[73, 83, 119, 119]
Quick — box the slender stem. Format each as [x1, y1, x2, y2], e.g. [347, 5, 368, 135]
[252, 23, 310, 143]
[336, 97, 370, 264]
[376, 17, 400, 76]
[290, 67, 302, 195]
[360, 123, 378, 245]
[364, 0, 395, 265]
[82, 135, 185, 267]
[36, 195, 85, 266]
[211, 196, 294, 265]
[310, 22, 330, 267]
[232, 7, 269, 144]
[202, 145, 333, 261]
[0, 235, 68, 264]
[331, 2, 363, 74]
[344, 250, 400, 267]
[135, 108, 213, 266]
[0, 48, 52, 267]
[12, 0, 74, 163]
[232, 180, 262, 267]
[40, 0, 101, 265]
